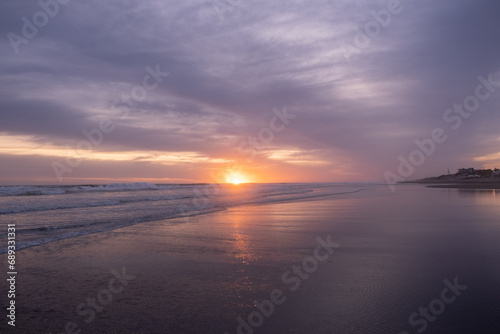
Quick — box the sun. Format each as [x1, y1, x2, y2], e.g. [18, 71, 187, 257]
[230, 178, 241, 185]
[226, 172, 247, 185]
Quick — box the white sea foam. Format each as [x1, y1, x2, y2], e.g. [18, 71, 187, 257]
[71, 182, 165, 192]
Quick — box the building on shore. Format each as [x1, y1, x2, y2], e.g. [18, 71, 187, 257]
[457, 168, 500, 177]
[458, 168, 475, 175]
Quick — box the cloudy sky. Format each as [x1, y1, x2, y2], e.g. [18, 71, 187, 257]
[1, 0, 500, 185]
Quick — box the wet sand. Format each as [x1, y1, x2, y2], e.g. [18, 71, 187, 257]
[426, 182, 500, 189]
[404, 179, 500, 189]
[2, 185, 500, 333]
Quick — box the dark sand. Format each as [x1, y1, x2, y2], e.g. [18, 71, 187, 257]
[404, 179, 500, 190]
[427, 182, 500, 189]
[2, 185, 500, 333]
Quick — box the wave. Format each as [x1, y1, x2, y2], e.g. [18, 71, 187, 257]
[0, 206, 225, 254]
[69, 182, 176, 192]
[0, 182, 378, 215]
[0, 185, 67, 197]
[0, 195, 196, 215]
[0, 181, 379, 197]
[0, 182, 179, 197]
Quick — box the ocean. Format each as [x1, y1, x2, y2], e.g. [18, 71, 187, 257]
[0, 182, 385, 254]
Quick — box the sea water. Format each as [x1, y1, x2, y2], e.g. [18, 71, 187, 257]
[0, 182, 386, 254]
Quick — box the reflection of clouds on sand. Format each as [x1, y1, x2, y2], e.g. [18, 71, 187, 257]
[456, 188, 499, 205]
[439, 188, 500, 236]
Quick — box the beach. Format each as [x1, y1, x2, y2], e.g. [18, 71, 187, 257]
[1, 184, 500, 333]
[404, 178, 500, 190]
[427, 182, 500, 189]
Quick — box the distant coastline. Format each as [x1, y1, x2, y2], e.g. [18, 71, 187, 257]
[402, 168, 500, 189]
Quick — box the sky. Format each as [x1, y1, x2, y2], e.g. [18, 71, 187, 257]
[1, 0, 500, 185]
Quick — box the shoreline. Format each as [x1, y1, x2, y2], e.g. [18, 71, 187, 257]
[401, 180, 500, 190]
[426, 183, 500, 189]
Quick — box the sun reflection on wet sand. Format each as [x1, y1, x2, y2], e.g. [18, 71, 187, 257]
[228, 214, 260, 264]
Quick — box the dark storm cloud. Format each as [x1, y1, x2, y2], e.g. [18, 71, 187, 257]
[1, 0, 500, 183]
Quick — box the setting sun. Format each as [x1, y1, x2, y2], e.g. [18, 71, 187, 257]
[226, 172, 247, 185]
[230, 178, 241, 185]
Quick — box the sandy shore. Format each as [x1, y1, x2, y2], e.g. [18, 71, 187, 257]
[402, 179, 500, 189]
[3, 200, 337, 334]
[426, 183, 500, 189]
[4, 211, 265, 333]
[3, 189, 500, 333]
